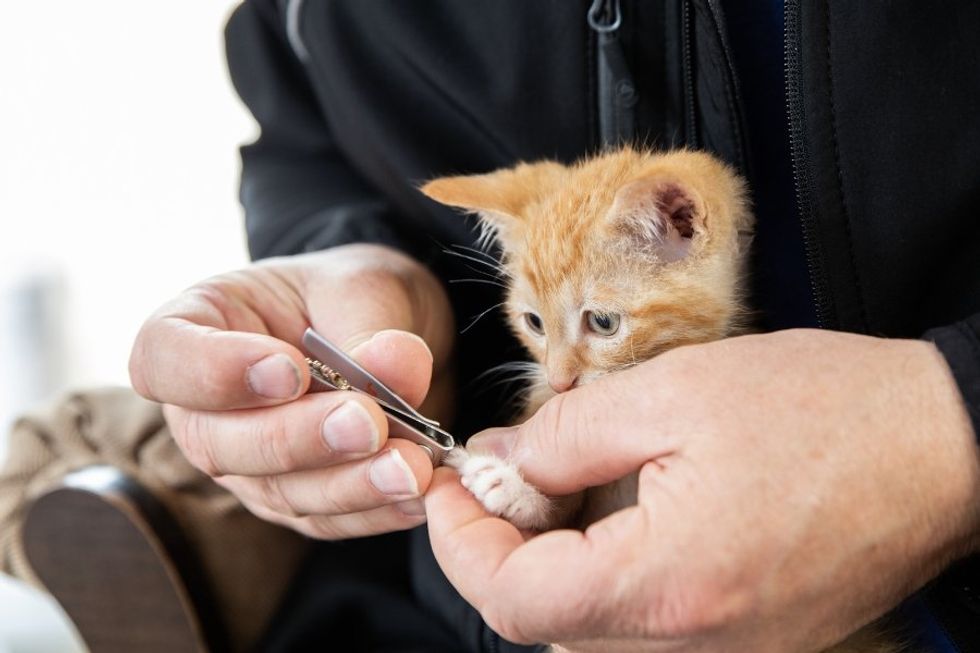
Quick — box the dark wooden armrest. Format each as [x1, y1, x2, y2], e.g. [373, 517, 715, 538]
[22, 465, 230, 653]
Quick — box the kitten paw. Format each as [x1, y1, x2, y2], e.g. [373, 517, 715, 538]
[445, 449, 551, 530]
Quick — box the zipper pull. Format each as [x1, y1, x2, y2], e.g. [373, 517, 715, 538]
[587, 0, 622, 32]
[588, 0, 637, 147]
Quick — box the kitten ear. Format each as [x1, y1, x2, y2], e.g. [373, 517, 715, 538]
[420, 172, 521, 248]
[420, 162, 564, 247]
[607, 177, 705, 262]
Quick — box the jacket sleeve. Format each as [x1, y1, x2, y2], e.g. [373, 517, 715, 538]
[924, 315, 980, 440]
[224, 0, 417, 261]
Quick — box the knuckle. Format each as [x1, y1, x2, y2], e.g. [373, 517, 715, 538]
[174, 411, 223, 477]
[254, 413, 297, 473]
[303, 516, 345, 541]
[241, 494, 326, 541]
[186, 278, 237, 315]
[198, 355, 246, 405]
[129, 318, 182, 401]
[354, 268, 414, 312]
[257, 475, 305, 518]
[480, 606, 531, 645]
[162, 403, 184, 431]
[528, 392, 568, 448]
[290, 521, 325, 539]
[239, 497, 292, 530]
[529, 392, 589, 462]
[195, 363, 231, 401]
[310, 478, 347, 516]
[641, 576, 747, 638]
[128, 326, 154, 399]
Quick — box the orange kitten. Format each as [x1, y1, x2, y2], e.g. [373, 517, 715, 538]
[422, 147, 907, 653]
[424, 147, 751, 527]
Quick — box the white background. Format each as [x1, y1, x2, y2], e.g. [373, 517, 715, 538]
[0, 2, 252, 649]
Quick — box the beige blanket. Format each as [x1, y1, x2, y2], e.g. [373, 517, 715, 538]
[0, 387, 310, 651]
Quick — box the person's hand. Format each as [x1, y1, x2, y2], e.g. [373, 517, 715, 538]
[426, 330, 980, 652]
[130, 243, 454, 539]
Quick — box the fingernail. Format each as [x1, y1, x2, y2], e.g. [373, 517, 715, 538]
[465, 427, 518, 460]
[395, 498, 426, 517]
[378, 330, 434, 364]
[369, 450, 419, 496]
[351, 330, 433, 363]
[322, 402, 379, 453]
[246, 354, 301, 399]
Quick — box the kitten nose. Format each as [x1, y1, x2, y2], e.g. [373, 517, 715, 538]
[548, 375, 579, 393]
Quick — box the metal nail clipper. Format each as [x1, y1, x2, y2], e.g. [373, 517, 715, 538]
[302, 328, 456, 465]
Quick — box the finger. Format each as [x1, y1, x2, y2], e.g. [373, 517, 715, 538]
[466, 365, 679, 495]
[215, 439, 434, 517]
[240, 494, 428, 540]
[349, 330, 434, 408]
[130, 291, 310, 410]
[425, 468, 631, 644]
[165, 390, 389, 477]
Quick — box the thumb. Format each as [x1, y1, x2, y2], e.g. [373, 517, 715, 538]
[467, 365, 676, 495]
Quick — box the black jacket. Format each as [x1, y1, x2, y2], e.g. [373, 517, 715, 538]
[224, 1, 980, 650]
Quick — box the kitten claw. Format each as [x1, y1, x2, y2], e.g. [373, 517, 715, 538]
[446, 449, 552, 530]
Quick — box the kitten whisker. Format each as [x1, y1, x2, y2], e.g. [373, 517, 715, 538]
[442, 248, 501, 271]
[442, 249, 508, 278]
[450, 242, 500, 263]
[430, 237, 505, 275]
[475, 222, 501, 252]
[459, 302, 505, 335]
[453, 260, 504, 282]
[475, 360, 543, 390]
[449, 278, 508, 289]
[478, 360, 541, 379]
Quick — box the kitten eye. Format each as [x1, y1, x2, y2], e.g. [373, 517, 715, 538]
[524, 312, 545, 335]
[586, 311, 621, 336]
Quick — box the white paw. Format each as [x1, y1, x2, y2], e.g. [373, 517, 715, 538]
[445, 449, 551, 530]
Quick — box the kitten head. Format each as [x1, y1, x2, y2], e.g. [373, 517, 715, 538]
[422, 148, 752, 395]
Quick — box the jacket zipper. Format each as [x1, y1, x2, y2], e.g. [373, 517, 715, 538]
[588, 0, 637, 147]
[487, 628, 500, 653]
[784, 0, 832, 328]
[284, 0, 310, 62]
[681, 0, 698, 147]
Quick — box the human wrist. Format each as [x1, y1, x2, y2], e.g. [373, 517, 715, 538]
[908, 337, 980, 557]
[924, 318, 980, 441]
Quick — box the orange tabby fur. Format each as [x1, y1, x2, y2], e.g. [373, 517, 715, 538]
[426, 148, 752, 421]
[422, 147, 907, 653]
